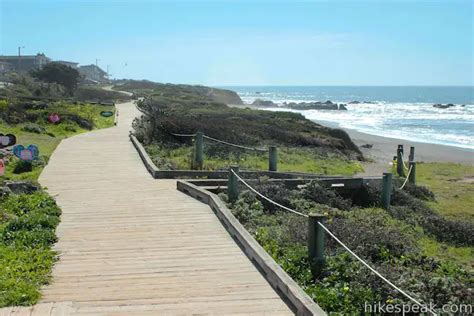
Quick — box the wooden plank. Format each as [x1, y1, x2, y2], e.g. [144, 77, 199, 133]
[30, 101, 295, 315]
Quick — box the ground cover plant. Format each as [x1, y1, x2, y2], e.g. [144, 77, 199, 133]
[0, 190, 61, 307]
[221, 177, 474, 314]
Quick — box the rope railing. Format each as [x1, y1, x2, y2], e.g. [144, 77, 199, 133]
[229, 169, 436, 315]
[203, 135, 267, 152]
[168, 132, 197, 137]
[231, 169, 308, 217]
[399, 164, 413, 190]
[401, 152, 409, 171]
[317, 222, 436, 316]
[166, 130, 267, 152]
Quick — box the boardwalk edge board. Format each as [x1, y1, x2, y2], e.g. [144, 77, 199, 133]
[130, 134, 160, 177]
[177, 180, 327, 316]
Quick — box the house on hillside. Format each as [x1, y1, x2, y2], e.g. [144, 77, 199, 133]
[0, 61, 14, 74]
[78, 64, 108, 84]
[0, 53, 51, 73]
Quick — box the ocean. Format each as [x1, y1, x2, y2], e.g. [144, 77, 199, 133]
[222, 86, 474, 150]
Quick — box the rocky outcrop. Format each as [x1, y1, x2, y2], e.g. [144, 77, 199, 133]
[208, 88, 243, 105]
[282, 100, 347, 111]
[433, 103, 456, 109]
[252, 99, 277, 107]
[348, 100, 376, 104]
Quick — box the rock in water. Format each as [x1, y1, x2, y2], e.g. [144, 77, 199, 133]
[433, 103, 456, 109]
[251, 99, 277, 107]
[339, 104, 348, 110]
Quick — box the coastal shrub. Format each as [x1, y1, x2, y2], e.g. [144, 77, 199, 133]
[403, 183, 436, 201]
[22, 123, 45, 134]
[326, 208, 419, 262]
[253, 182, 293, 214]
[390, 188, 474, 246]
[230, 190, 264, 225]
[12, 161, 33, 174]
[300, 181, 352, 211]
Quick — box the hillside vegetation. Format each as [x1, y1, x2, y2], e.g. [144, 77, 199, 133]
[132, 83, 364, 174]
[114, 80, 243, 104]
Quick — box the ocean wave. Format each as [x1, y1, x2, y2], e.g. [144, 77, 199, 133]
[240, 96, 474, 150]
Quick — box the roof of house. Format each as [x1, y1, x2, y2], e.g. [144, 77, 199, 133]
[0, 53, 49, 60]
[56, 60, 79, 65]
[79, 64, 107, 75]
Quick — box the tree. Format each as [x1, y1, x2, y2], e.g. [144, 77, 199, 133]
[31, 62, 80, 95]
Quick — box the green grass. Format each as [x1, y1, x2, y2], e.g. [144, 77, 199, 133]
[1, 102, 115, 181]
[0, 192, 61, 307]
[409, 162, 474, 269]
[419, 237, 473, 270]
[416, 162, 474, 222]
[145, 144, 364, 176]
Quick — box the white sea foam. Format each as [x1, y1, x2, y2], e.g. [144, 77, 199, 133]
[241, 96, 474, 150]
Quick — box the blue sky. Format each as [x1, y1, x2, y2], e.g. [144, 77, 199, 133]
[1, 0, 472, 85]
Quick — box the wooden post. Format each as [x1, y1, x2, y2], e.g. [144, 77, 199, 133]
[308, 213, 326, 278]
[268, 146, 277, 172]
[228, 165, 239, 203]
[381, 172, 392, 209]
[194, 131, 203, 170]
[408, 161, 416, 185]
[409, 146, 415, 162]
[396, 146, 405, 177]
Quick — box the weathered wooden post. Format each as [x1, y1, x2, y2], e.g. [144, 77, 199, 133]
[268, 146, 278, 172]
[396, 145, 405, 177]
[228, 165, 239, 203]
[409, 146, 415, 162]
[381, 172, 392, 209]
[194, 131, 203, 170]
[308, 213, 326, 278]
[408, 161, 416, 185]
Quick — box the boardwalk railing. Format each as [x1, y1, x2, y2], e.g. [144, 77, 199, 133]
[130, 134, 381, 183]
[169, 130, 277, 171]
[180, 168, 436, 315]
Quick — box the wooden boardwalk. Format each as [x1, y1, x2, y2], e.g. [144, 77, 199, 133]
[1, 102, 294, 315]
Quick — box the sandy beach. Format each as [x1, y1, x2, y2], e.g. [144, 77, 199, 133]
[339, 125, 474, 176]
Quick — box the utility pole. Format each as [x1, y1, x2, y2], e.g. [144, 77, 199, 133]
[18, 46, 25, 72]
[95, 59, 100, 82]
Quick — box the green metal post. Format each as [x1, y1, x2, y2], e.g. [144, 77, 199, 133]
[194, 131, 203, 170]
[228, 166, 239, 203]
[268, 146, 278, 172]
[396, 146, 405, 177]
[408, 161, 416, 185]
[409, 146, 415, 162]
[308, 213, 326, 278]
[381, 172, 392, 209]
